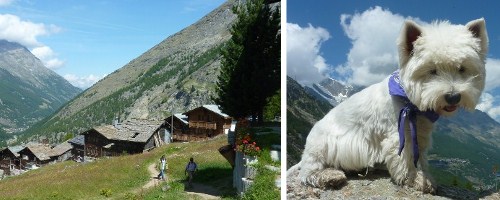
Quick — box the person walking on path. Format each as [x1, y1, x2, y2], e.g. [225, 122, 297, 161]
[185, 157, 198, 188]
[157, 155, 167, 181]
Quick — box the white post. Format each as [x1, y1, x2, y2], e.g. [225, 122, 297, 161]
[171, 114, 174, 142]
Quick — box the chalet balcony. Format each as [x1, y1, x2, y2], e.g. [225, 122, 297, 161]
[189, 121, 217, 130]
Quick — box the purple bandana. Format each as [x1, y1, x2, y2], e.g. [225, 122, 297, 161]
[388, 70, 439, 167]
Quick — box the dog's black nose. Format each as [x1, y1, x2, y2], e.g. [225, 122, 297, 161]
[445, 93, 461, 105]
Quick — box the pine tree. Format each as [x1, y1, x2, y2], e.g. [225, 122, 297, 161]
[214, 0, 280, 123]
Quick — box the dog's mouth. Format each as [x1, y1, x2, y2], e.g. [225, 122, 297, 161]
[443, 105, 458, 112]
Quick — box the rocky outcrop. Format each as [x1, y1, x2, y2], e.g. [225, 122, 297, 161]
[287, 167, 499, 200]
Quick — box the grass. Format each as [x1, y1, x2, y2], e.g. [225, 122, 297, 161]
[0, 152, 152, 199]
[240, 126, 281, 200]
[0, 136, 237, 199]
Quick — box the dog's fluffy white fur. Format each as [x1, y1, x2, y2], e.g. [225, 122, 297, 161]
[289, 19, 488, 193]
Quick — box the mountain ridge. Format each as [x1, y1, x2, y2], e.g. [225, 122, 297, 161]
[17, 0, 238, 144]
[0, 40, 81, 140]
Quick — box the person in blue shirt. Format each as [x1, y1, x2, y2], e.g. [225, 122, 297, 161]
[185, 157, 198, 187]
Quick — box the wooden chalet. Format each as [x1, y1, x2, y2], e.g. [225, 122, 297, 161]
[68, 135, 85, 160]
[165, 114, 190, 142]
[82, 120, 163, 158]
[0, 146, 23, 175]
[18, 143, 54, 167]
[183, 105, 232, 140]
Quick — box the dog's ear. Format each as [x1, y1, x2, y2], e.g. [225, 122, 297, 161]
[398, 20, 422, 67]
[466, 18, 488, 58]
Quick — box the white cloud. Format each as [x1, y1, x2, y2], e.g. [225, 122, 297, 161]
[64, 74, 106, 89]
[31, 46, 65, 69]
[287, 23, 331, 86]
[477, 58, 500, 122]
[476, 92, 500, 122]
[0, 0, 14, 6]
[337, 6, 415, 86]
[0, 14, 64, 70]
[485, 58, 500, 91]
[0, 14, 58, 48]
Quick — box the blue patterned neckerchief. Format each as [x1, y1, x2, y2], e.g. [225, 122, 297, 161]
[388, 70, 439, 167]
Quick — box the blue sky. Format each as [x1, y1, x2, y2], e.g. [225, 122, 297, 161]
[287, 0, 500, 122]
[0, 0, 225, 88]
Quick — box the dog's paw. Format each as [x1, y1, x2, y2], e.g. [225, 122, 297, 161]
[413, 171, 437, 194]
[303, 168, 347, 188]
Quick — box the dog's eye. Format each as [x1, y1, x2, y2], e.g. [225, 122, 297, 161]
[459, 66, 465, 73]
[430, 69, 437, 75]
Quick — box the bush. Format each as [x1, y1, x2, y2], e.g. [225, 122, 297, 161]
[100, 188, 112, 197]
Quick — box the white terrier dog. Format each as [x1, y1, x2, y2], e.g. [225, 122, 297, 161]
[289, 18, 488, 193]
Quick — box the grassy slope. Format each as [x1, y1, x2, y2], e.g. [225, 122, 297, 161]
[0, 136, 233, 199]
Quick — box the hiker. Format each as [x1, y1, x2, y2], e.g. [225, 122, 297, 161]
[184, 157, 198, 187]
[157, 155, 167, 181]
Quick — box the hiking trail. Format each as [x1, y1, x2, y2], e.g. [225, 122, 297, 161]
[141, 162, 222, 199]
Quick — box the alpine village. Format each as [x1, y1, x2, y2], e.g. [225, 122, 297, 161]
[0, 0, 281, 199]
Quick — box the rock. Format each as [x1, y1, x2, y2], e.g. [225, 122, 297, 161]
[287, 166, 487, 200]
[270, 150, 280, 161]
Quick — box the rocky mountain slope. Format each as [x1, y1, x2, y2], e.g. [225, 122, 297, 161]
[286, 76, 332, 168]
[287, 76, 500, 192]
[18, 0, 238, 143]
[0, 40, 81, 141]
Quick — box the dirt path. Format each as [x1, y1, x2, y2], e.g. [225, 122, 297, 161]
[141, 163, 222, 199]
[143, 163, 160, 189]
[185, 182, 222, 200]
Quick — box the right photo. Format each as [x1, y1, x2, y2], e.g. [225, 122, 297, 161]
[286, 1, 500, 199]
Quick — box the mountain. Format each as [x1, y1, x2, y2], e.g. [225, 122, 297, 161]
[304, 78, 362, 106]
[18, 1, 240, 144]
[0, 40, 81, 141]
[287, 76, 500, 190]
[286, 76, 332, 168]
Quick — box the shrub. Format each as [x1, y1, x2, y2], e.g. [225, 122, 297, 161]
[100, 188, 112, 197]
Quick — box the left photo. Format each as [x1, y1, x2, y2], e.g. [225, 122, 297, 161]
[0, 0, 281, 199]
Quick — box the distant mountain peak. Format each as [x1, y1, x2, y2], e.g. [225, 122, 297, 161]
[0, 40, 81, 139]
[305, 77, 361, 106]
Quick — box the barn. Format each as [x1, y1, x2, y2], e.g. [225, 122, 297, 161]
[18, 143, 54, 167]
[0, 146, 23, 174]
[82, 120, 163, 158]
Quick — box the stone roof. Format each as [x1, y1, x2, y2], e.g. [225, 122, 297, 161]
[89, 120, 160, 143]
[51, 142, 72, 156]
[68, 135, 84, 146]
[183, 104, 231, 118]
[203, 105, 230, 118]
[174, 114, 188, 125]
[1, 145, 24, 157]
[22, 143, 53, 161]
